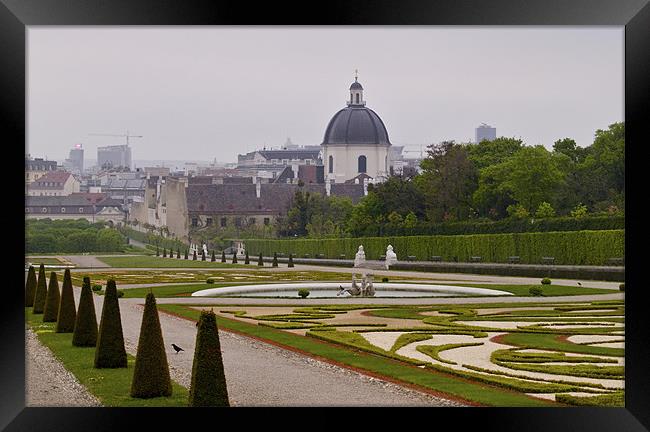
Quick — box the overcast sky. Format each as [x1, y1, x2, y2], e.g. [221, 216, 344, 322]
[27, 26, 623, 165]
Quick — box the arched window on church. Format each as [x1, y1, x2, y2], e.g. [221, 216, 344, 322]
[358, 155, 367, 173]
[328, 155, 333, 173]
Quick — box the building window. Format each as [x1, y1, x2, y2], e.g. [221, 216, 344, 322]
[328, 155, 333, 173]
[220, 217, 227, 227]
[234, 218, 242, 227]
[191, 218, 198, 227]
[356, 93, 360, 104]
[358, 155, 367, 173]
[264, 217, 270, 226]
[206, 217, 213, 226]
[79, 207, 84, 213]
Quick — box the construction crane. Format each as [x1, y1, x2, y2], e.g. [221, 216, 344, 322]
[88, 130, 143, 146]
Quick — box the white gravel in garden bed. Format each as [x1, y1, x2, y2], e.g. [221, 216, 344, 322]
[567, 335, 625, 344]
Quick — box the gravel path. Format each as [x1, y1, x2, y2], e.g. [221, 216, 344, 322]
[63, 255, 110, 268]
[81, 290, 463, 407]
[25, 329, 101, 407]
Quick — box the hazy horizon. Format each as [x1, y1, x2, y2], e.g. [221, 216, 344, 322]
[27, 27, 623, 164]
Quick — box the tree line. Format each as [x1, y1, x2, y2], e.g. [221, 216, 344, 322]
[279, 122, 624, 238]
[26, 219, 126, 253]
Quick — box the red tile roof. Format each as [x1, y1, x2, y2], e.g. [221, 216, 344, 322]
[32, 171, 72, 189]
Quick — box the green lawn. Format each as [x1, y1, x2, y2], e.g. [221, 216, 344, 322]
[499, 332, 624, 357]
[26, 308, 189, 407]
[452, 283, 614, 297]
[159, 304, 556, 407]
[97, 256, 251, 268]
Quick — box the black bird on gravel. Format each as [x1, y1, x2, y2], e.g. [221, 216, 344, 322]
[577, 282, 582, 286]
[171, 344, 184, 354]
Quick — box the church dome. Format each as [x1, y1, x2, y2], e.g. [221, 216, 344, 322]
[322, 106, 391, 145]
[350, 81, 363, 90]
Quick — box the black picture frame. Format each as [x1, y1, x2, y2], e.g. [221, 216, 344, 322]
[3, 0, 648, 430]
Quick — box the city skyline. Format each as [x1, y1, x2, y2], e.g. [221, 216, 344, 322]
[28, 27, 623, 163]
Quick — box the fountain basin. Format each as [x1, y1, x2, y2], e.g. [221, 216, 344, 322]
[191, 282, 513, 298]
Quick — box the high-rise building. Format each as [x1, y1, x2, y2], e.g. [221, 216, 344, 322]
[475, 123, 496, 143]
[65, 143, 84, 174]
[97, 144, 132, 170]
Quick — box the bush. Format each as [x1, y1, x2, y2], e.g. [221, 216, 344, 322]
[92, 284, 102, 292]
[258, 252, 264, 266]
[211, 250, 216, 262]
[529, 286, 544, 296]
[232, 253, 238, 264]
[162, 248, 167, 258]
[272, 252, 278, 267]
[288, 253, 294, 268]
[541, 278, 552, 285]
[177, 248, 181, 259]
[32, 264, 48, 314]
[43, 271, 61, 323]
[130, 293, 172, 398]
[185, 249, 189, 260]
[535, 202, 556, 219]
[206, 278, 215, 284]
[95, 279, 128, 368]
[55, 269, 77, 333]
[298, 289, 310, 299]
[25, 265, 37, 307]
[156, 246, 160, 256]
[73, 277, 98, 347]
[381, 277, 389, 283]
[202, 250, 206, 261]
[189, 310, 229, 407]
[193, 250, 197, 261]
[244, 250, 250, 264]
[221, 251, 226, 263]
[619, 283, 625, 292]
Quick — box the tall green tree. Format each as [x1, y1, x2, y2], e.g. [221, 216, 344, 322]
[188, 309, 229, 407]
[73, 276, 98, 347]
[130, 293, 172, 398]
[43, 272, 61, 323]
[467, 137, 523, 169]
[55, 269, 77, 333]
[95, 280, 127, 368]
[417, 141, 479, 222]
[32, 264, 48, 314]
[25, 265, 37, 307]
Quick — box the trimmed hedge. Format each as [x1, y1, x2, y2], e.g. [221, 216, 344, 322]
[189, 310, 229, 407]
[131, 293, 172, 398]
[25, 266, 37, 307]
[73, 277, 98, 347]
[32, 264, 48, 314]
[95, 280, 128, 368]
[43, 272, 61, 323]
[244, 230, 624, 266]
[55, 269, 77, 333]
[354, 215, 624, 237]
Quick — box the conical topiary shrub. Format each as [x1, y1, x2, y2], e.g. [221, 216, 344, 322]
[156, 245, 160, 256]
[188, 309, 229, 407]
[211, 251, 216, 262]
[163, 248, 167, 258]
[288, 253, 294, 268]
[32, 264, 48, 314]
[55, 269, 77, 333]
[193, 250, 197, 261]
[244, 250, 250, 265]
[257, 252, 264, 266]
[202, 250, 206, 261]
[272, 252, 278, 267]
[232, 253, 237, 264]
[25, 265, 37, 307]
[73, 276, 98, 347]
[130, 293, 172, 398]
[177, 248, 181, 259]
[221, 251, 226, 263]
[185, 249, 189, 260]
[43, 272, 61, 322]
[94, 280, 127, 368]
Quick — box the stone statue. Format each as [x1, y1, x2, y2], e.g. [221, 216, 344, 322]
[354, 245, 366, 268]
[365, 275, 375, 297]
[385, 245, 397, 269]
[202, 243, 208, 256]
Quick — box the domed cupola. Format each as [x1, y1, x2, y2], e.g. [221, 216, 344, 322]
[321, 73, 391, 146]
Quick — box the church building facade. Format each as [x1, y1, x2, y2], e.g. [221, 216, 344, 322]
[321, 77, 392, 184]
